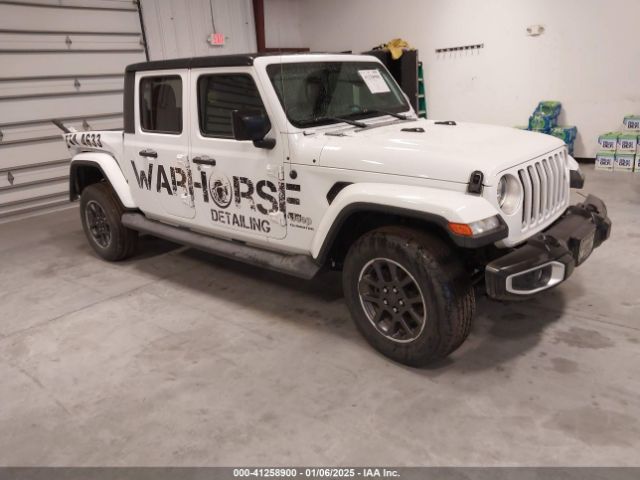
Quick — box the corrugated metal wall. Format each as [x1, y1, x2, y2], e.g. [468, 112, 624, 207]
[140, 0, 256, 60]
[0, 0, 147, 221]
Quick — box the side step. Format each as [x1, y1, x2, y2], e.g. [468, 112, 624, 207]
[121, 213, 321, 280]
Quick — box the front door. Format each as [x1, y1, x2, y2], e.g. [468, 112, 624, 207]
[188, 69, 287, 240]
[125, 70, 195, 222]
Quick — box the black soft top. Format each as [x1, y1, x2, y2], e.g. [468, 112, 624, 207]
[123, 52, 355, 134]
[125, 52, 348, 73]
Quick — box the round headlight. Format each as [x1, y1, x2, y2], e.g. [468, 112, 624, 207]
[496, 174, 522, 215]
[497, 176, 508, 207]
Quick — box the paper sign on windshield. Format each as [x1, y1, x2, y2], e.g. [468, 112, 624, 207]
[358, 69, 391, 94]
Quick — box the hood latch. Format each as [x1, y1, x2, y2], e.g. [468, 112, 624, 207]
[467, 170, 484, 194]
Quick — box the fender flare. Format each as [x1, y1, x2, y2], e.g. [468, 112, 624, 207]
[311, 183, 507, 262]
[69, 152, 137, 209]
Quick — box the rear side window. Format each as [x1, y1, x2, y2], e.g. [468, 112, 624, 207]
[139, 75, 182, 134]
[198, 74, 266, 138]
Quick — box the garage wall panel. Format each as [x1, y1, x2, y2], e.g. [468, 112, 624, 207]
[0, 2, 141, 33]
[0, 162, 69, 190]
[3, 92, 125, 124]
[140, 0, 256, 60]
[0, 0, 146, 220]
[0, 75, 124, 98]
[0, 180, 70, 217]
[0, 33, 144, 52]
[0, 140, 71, 169]
[6, 0, 135, 7]
[0, 51, 144, 79]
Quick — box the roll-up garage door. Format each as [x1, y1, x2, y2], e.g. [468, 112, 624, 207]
[0, 0, 148, 220]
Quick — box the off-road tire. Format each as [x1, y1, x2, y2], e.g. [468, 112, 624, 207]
[343, 226, 475, 366]
[80, 182, 138, 261]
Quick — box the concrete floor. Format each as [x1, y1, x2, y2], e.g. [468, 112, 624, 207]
[0, 164, 638, 466]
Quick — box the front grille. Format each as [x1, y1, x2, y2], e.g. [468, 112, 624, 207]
[518, 151, 568, 230]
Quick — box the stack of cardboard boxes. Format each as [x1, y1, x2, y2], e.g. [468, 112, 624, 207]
[596, 115, 640, 172]
[516, 101, 578, 155]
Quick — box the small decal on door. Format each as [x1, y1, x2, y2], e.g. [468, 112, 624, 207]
[208, 173, 233, 208]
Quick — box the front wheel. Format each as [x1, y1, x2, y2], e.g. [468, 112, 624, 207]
[342, 226, 475, 366]
[80, 182, 138, 261]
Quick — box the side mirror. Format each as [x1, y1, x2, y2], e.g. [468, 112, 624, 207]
[231, 109, 275, 149]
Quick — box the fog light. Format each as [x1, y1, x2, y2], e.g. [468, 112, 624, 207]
[511, 266, 552, 290]
[505, 261, 565, 294]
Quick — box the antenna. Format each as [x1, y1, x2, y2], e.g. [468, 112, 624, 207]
[277, 24, 292, 158]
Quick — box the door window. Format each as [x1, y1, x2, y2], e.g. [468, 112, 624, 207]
[139, 75, 183, 134]
[197, 74, 266, 138]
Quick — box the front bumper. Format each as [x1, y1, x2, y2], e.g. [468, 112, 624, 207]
[485, 194, 611, 300]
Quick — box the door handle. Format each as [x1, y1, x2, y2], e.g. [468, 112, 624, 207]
[139, 149, 157, 158]
[192, 156, 216, 166]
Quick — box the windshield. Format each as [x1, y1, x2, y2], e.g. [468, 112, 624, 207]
[267, 61, 410, 128]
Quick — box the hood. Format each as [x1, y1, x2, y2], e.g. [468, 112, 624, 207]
[318, 119, 565, 185]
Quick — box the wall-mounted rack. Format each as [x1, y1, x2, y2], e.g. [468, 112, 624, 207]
[436, 43, 484, 54]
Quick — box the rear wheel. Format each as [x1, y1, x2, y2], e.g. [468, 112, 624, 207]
[342, 226, 475, 366]
[80, 182, 137, 261]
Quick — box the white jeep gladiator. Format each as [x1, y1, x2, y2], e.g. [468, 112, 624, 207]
[61, 53, 611, 366]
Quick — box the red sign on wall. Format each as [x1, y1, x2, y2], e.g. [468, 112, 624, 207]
[208, 33, 225, 46]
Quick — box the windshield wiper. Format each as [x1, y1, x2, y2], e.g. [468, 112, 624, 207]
[327, 116, 368, 128]
[300, 116, 367, 128]
[357, 109, 410, 120]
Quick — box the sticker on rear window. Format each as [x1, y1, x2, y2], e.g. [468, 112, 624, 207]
[358, 69, 390, 94]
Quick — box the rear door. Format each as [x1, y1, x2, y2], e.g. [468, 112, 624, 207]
[188, 68, 287, 240]
[124, 70, 195, 221]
